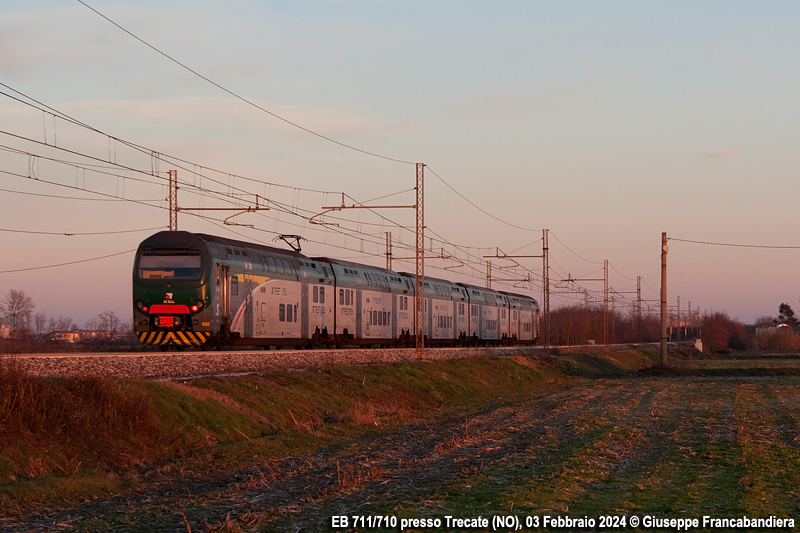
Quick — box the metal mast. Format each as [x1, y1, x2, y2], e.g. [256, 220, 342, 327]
[168, 170, 178, 231]
[415, 163, 425, 358]
[543, 228, 550, 346]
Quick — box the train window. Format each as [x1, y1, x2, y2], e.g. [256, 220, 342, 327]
[314, 286, 319, 304]
[283, 259, 293, 275]
[339, 288, 344, 306]
[138, 252, 202, 280]
[231, 276, 239, 296]
[276, 260, 285, 275]
[383, 311, 387, 325]
[320, 287, 325, 304]
[279, 304, 285, 322]
[287, 304, 293, 322]
[267, 257, 276, 273]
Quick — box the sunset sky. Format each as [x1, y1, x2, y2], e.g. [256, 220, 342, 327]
[1, 1, 799, 326]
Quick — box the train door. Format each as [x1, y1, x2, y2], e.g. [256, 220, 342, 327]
[355, 287, 362, 339]
[221, 265, 231, 334]
[243, 274, 254, 338]
[392, 293, 398, 338]
[470, 303, 480, 338]
[301, 276, 309, 339]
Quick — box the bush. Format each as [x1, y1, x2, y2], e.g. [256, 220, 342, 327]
[701, 312, 749, 352]
[0, 357, 162, 478]
[751, 327, 800, 351]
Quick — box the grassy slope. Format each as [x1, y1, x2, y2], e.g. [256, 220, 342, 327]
[1, 349, 657, 511]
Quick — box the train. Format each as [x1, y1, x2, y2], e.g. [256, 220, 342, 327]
[133, 231, 540, 349]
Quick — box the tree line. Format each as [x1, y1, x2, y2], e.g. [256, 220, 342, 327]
[0, 288, 126, 339]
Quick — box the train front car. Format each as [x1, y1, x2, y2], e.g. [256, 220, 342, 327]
[133, 231, 214, 348]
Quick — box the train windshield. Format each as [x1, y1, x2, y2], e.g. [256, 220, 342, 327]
[138, 251, 202, 280]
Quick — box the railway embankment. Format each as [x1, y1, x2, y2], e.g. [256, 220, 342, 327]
[11, 343, 655, 380]
[1, 347, 659, 528]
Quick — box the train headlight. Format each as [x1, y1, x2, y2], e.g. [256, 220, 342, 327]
[191, 300, 204, 312]
[136, 300, 147, 312]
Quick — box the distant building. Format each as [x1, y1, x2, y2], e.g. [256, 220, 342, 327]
[48, 330, 123, 343]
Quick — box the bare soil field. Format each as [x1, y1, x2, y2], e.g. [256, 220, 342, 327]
[3, 351, 800, 531]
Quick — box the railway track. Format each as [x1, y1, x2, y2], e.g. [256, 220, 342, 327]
[5, 343, 664, 380]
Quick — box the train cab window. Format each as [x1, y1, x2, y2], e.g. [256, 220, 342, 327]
[138, 251, 202, 280]
[231, 276, 239, 296]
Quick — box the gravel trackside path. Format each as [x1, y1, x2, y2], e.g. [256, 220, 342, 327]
[10, 347, 551, 380]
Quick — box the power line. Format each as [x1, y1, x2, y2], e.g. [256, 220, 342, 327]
[426, 165, 539, 232]
[75, 0, 415, 166]
[669, 237, 800, 249]
[0, 185, 160, 202]
[0, 226, 163, 237]
[0, 249, 136, 274]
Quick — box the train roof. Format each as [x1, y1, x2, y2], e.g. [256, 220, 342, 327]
[313, 256, 398, 276]
[138, 231, 308, 259]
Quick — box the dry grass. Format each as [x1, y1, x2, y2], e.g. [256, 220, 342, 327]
[0, 356, 162, 480]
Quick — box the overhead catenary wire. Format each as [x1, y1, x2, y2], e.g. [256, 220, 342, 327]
[1, 83, 550, 285]
[0, 249, 136, 274]
[0, 226, 163, 237]
[669, 237, 800, 249]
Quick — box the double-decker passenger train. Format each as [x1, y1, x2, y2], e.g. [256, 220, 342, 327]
[133, 231, 540, 349]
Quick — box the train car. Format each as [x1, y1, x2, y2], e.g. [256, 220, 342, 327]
[133, 230, 540, 349]
[399, 273, 468, 345]
[501, 291, 540, 343]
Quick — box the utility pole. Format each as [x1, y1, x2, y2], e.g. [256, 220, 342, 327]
[637, 276, 642, 342]
[604, 260, 609, 348]
[486, 261, 492, 289]
[660, 232, 668, 367]
[415, 163, 425, 358]
[385, 231, 392, 270]
[543, 229, 550, 346]
[168, 170, 178, 231]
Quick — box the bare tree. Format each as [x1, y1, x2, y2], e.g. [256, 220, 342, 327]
[33, 312, 49, 336]
[0, 289, 35, 334]
[48, 316, 76, 332]
[86, 311, 122, 333]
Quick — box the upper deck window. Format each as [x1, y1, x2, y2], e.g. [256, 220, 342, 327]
[138, 251, 202, 280]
